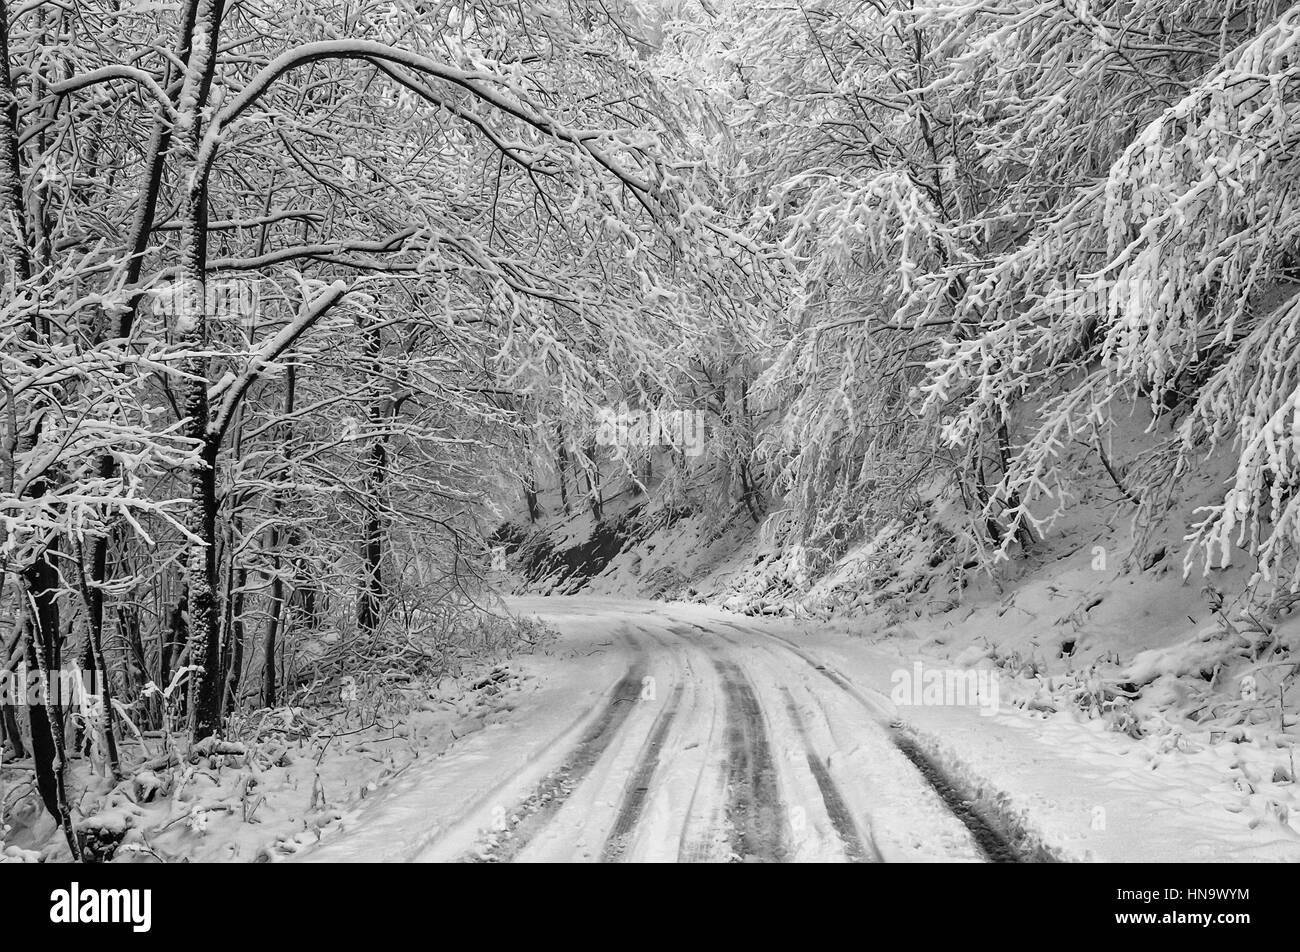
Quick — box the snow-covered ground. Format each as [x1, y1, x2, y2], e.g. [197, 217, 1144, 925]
[2, 649, 540, 863]
[290, 595, 1300, 862]
[747, 612, 1300, 862]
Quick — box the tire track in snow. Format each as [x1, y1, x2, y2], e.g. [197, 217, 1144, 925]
[672, 637, 730, 864]
[600, 683, 686, 862]
[712, 658, 789, 863]
[778, 686, 877, 863]
[707, 622, 879, 862]
[718, 621, 887, 716]
[467, 664, 646, 862]
[888, 733, 1020, 863]
[630, 623, 732, 863]
[715, 619, 1027, 863]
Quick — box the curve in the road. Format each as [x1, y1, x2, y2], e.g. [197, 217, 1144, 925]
[715, 618, 1035, 863]
[460, 608, 1046, 863]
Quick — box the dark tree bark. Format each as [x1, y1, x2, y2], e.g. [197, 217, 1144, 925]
[0, 0, 32, 286]
[357, 440, 388, 634]
[160, 588, 188, 689]
[524, 474, 542, 522]
[556, 424, 571, 515]
[262, 526, 286, 708]
[176, 0, 227, 740]
[73, 542, 121, 780]
[185, 435, 223, 738]
[1, 702, 24, 759]
[222, 564, 248, 712]
[997, 421, 1036, 552]
[582, 442, 603, 522]
[22, 552, 80, 858]
[357, 325, 390, 636]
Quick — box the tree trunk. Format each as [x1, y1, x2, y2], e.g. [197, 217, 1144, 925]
[1, 702, 24, 759]
[262, 526, 285, 708]
[185, 436, 223, 738]
[524, 474, 542, 522]
[176, 0, 225, 740]
[0, 0, 32, 285]
[582, 442, 603, 522]
[222, 564, 248, 712]
[357, 326, 389, 636]
[161, 588, 187, 689]
[556, 424, 571, 515]
[73, 541, 121, 780]
[22, 552, 80, 858]
[357, 439, 387, 635]
[997, 421, 1036, 551]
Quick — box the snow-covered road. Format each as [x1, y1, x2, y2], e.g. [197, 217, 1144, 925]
[302, 597, 1025, 863]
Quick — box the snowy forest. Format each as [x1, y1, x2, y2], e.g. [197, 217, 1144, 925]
[1, 0, 1299, 867]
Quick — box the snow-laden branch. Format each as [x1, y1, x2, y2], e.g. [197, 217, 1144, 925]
[206, 227, 421, 271]
[201, 40, 655, 199]
[50, 66, 180, 123]
[155, 208, 324, 233]
[208, 280, 352, 445]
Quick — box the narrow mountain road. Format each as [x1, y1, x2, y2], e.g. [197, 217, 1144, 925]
[304, 597, 1024, 863]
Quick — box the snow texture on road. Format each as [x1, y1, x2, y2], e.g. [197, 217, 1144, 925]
[301, 597, 1015, 863]
[300, 596, 1300, 863]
